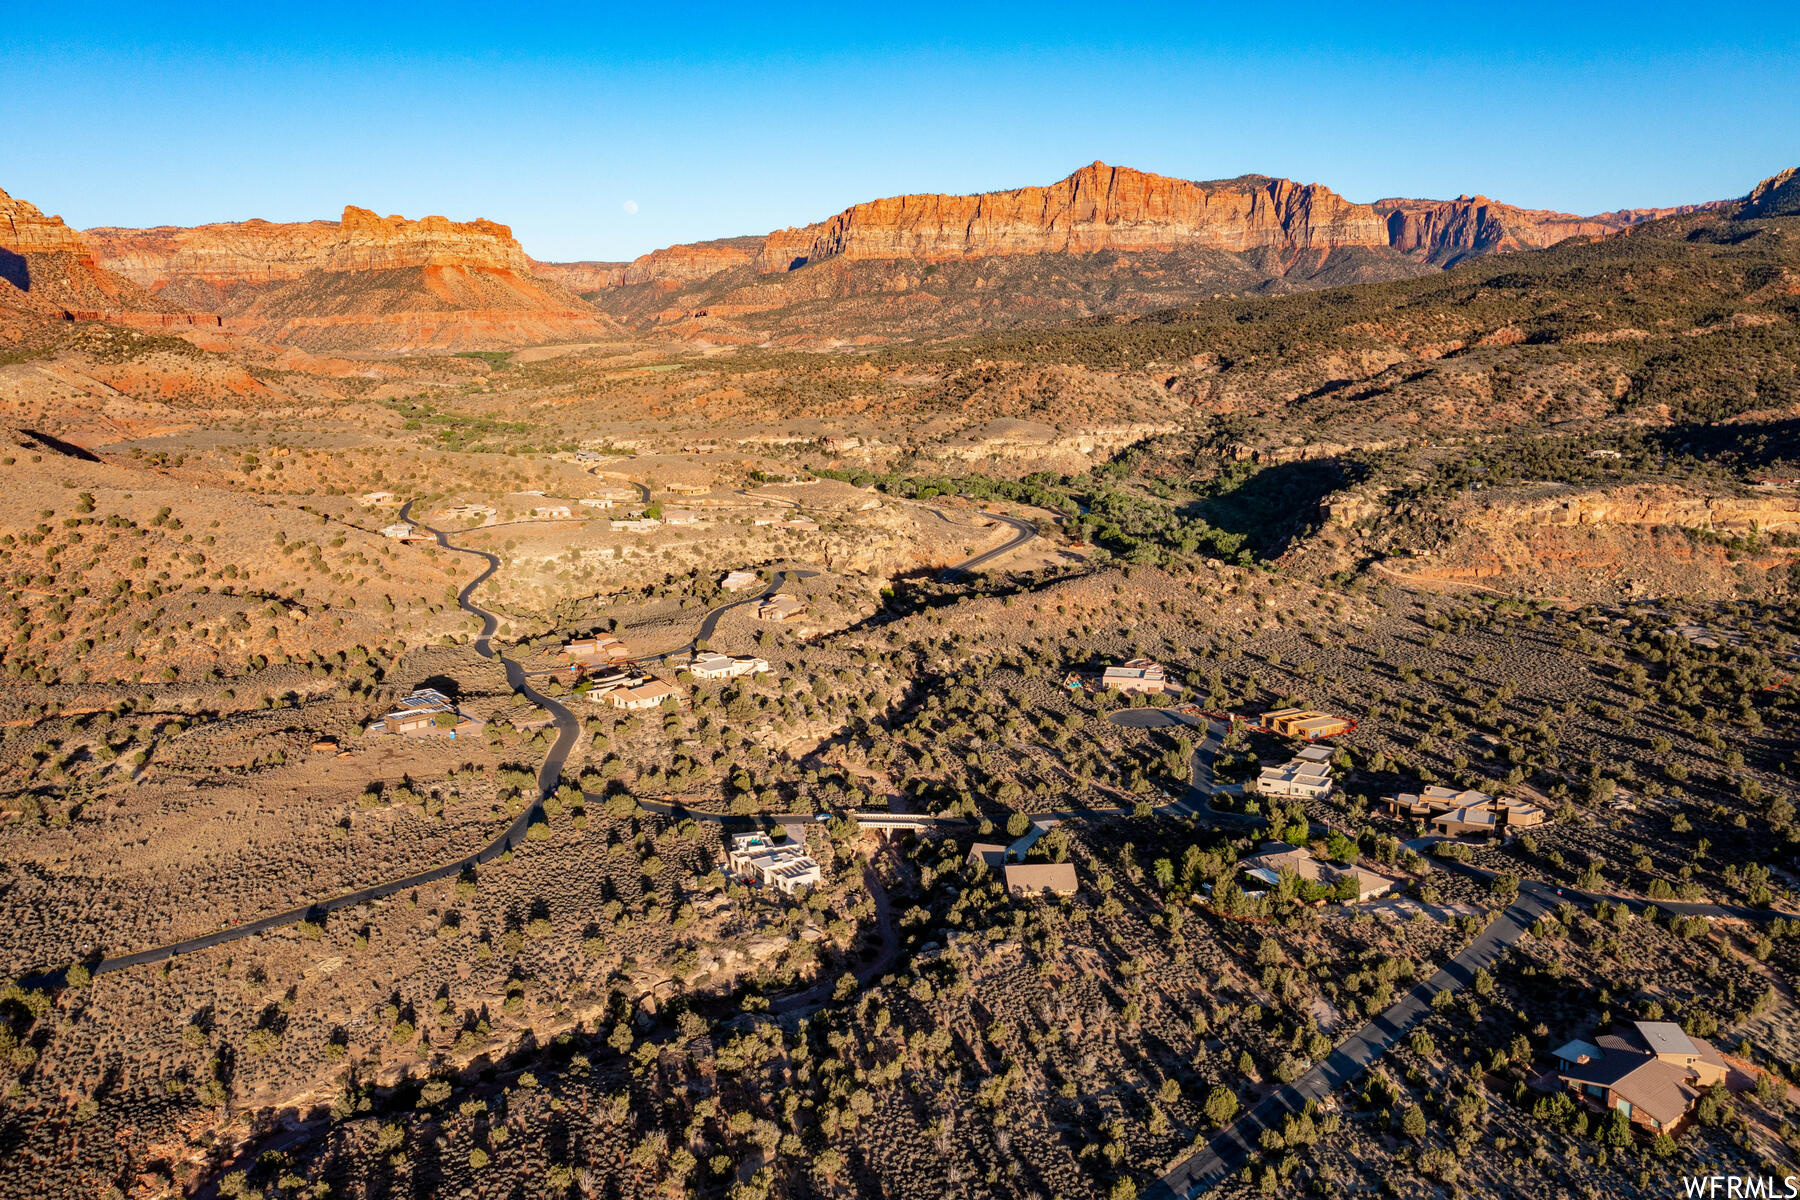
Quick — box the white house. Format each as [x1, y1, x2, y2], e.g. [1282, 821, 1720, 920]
[726, 832, 822, 895]
[690, 652, 770, 680]
[1255, 745, 1336, 799]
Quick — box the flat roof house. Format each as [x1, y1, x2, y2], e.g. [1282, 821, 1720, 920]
[1004, 862, 1079, 898]
[726, 832, 822, 896]
[565, 635, 631, 662]
[380, 523, 416, 540]
[1384, 786, 1546, 833]
[757, 593, 808, 622]
[1256, 746, 1336, 799]
[721, 570, 760, 591]
[1260, 708, 1355, 741]
[583, 668, 640, 699]
[377, 687, 467, 736]
[690, 652, 770, 680]
[1102, 659, 1176, 694]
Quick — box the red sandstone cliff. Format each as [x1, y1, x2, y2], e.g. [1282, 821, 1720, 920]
[544, 162, 1715, 292]
[1, 186, 181, 321]
[753, 163, 1391, 271]
[89, 207, 543, 290]
[84, 206, 617, 352]
[529, 236, 763, 294]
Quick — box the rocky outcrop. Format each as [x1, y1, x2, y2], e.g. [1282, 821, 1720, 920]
[1741, 167, 1800, 219]
[88, 207, 541, 290]
[1463, 482, 1800, 534]
[533, 237, 763, 294]
[2, 186, 181, 319]
[541, 162, 1731, 294]
[529, 259, 628, 292]
[1, 187, 95, 258]
[1374, 194, 1719, 267]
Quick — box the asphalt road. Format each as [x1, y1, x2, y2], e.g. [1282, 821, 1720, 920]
[1142, 878, 1560, 1199]
[1128, 710, 1798, 1200]
[17, 504, 577, 986]
[628, 568, 820, 667]
[938, 511, 1037, 576]
[22, 494, 1031, 983]
[1107, 709, 1259, 827]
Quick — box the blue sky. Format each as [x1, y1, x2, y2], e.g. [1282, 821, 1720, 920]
[5, 2, 1798, 262]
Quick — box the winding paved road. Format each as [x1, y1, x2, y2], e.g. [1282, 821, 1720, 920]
[1141, 878, 1558, 1199]
[938, 511, 1038, 577]
[26, 491, 1793, 1199]
[17, 504, 578, 986]
[21, 500, 1034, 984]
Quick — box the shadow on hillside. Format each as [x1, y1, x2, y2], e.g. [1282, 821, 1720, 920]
[1186, 457, 1368, 559]
[18, 429, 102, 463]
[0, 250, 27, 291]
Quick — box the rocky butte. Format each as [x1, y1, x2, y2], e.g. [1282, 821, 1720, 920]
[85, 207, 618, 352]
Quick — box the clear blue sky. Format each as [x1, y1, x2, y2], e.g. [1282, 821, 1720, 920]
[6, 1, 1797, 262]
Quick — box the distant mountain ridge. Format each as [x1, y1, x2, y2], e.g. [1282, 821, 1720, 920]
[2, 163, 1767, 350]
[534, 162, 1723, 293]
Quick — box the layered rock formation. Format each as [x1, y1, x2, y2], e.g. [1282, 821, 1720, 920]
[1, 186, 179, 321]
[542, 162, 1710, 297]
[85, 207, 617, 351]
[90, 208, 542, 291]
[1742, 167, 1800, 219]
[753, 163, 1392, 271]
[2, 187, 94, 257]
[530, 237, 763, 294]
